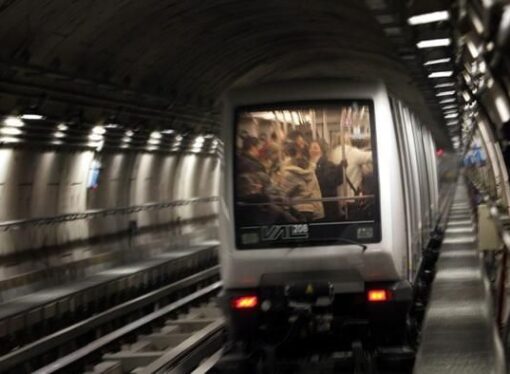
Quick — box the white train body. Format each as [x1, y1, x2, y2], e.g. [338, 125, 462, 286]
[219, 79, 445, 346]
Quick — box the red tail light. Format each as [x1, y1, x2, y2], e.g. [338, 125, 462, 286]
[231, 295, 258, 310]
[367, 289, 389, 302]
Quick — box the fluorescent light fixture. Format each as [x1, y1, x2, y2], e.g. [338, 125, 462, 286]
[104, 123, 119, 129]
[435, 82, 455, 88]
[417, 38, 451, 49]
[175, 135, 183, 141]
[204, 134, 214, 139]
[0, 136, 20, 143]
[51, 140, 63, 145]
[88, 133, 103, 141]
[436, 90, 455, 97]
[408, 11, 449, 25]
[150, 131, 162, 139]
[120, 144, 129, 149]
[57, 123, 68, 131]
[428, 71, 454, 78]
[148, 138, 160, 145]
[462, 91, 471, 102]
[54, 131, 66, 138]
[445, 113, 459, 118]
[446, 121, 458, 126]
[3, 116, 24, 128]
[121, 136, 132, 143]
[161, 129, 174, 134]
[0, 127, 22, 136]
[424, 58, 451, 66]
[92, 125, 106, 135]
[20, 113, 44, 120]
[442, 104, 457, 110]
[125, 130, 134, 137]
[147, 145, 158, 151]
[439, 98, 456, 104]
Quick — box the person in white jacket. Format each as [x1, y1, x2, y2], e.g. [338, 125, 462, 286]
[330, 135, 372, 198]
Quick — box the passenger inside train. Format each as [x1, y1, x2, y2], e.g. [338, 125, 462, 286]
[235, 103, 378, 248]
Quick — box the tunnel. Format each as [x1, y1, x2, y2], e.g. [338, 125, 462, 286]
[0, 0, 508, 373]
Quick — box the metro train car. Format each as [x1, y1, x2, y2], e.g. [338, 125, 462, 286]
[218, 79, 452, 355]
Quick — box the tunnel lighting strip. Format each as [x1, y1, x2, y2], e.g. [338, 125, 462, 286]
[0, 196, 220, 232]
[20, 114, 45, 120]
[436, 90, 456, 97]
[3, 116, 24, 127]
[408, 11, 450, 25]
[424, 58, 452, 66]
[428, 71, 454, 78]
[435, 82, 456, 88]
[416, 38, 451, 49]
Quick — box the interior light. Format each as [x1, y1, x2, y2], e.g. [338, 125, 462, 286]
[445, 113, 459, 118]
[435, 82, 455, 88]
[148, 138, 160, 145]
[462, 91, 471, 102]
[3, 116, 24, 128]
[416, 38, 451, 49]
[424, 58, 451, 66]
[150, 131, 162, 139]
[408, 11, 449, 25]
[0, 136, 21, 143]
[436, 91, 455, 97]
[20, 113, 44, 120]
[428, 71, 453, 78]
[231, 295, 259, 309]
[147, 145, 158, 151]
[0, 127, 22, 136]
[54, 131, 66, 138]
[125, 130, 134, 137]
[439, 98, 456, 104]
[204, 134, 214, 138]
[161, 129, 174, 134]
[92, 126, 106, 135]
[57, 123, 68, 131]
[122, 136, 132, 143]
[51, 140, 63, 145]
[104, 123, 119, 129]
[175, 135, 183, 141]
[446, 121, 458, 126]
[367, 289, 389, 302]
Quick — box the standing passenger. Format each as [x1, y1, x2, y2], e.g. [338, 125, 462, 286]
[309, 140, 346, 221]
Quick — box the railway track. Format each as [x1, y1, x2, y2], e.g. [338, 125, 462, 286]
[0, 267, 222, 373]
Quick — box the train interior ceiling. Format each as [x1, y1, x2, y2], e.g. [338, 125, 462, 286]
[0, 0, 509, 373]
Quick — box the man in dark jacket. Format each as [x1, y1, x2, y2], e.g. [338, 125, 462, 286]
[310, 140, 346, 221]
[237, 136, 265, 174]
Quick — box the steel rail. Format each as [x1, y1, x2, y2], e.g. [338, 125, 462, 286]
[0, 266, 220, 372]
[33, 281, 223, 374]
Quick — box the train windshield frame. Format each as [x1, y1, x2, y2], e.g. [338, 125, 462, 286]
[233, 100, 381, 250]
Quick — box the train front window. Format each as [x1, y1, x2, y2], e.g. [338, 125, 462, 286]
[233, 101, 381, 249]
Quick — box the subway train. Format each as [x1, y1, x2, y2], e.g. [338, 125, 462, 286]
[218, 79, 455, 356]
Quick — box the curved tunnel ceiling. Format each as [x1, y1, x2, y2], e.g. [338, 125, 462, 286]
[0, 0, 452, 147]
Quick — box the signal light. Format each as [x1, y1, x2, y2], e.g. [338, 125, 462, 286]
[367, 289, 389, 302]
[231, 295, 258, 310]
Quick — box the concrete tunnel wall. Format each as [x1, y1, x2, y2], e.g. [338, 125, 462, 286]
[0, 147, 220, 301]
